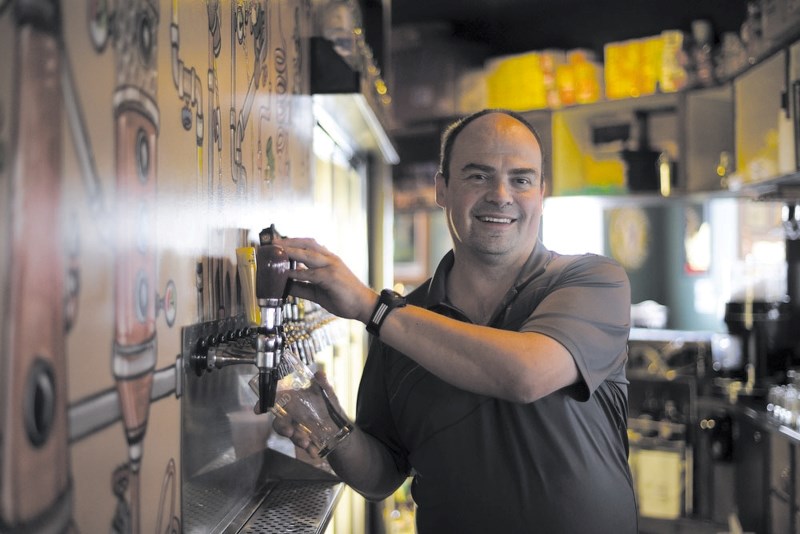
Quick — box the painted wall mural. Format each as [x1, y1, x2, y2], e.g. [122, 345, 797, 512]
[0, 0, 328, 532]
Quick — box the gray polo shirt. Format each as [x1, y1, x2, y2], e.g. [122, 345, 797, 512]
[356, 241, 637, 533]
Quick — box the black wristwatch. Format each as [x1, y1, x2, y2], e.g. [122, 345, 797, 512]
[366, 289, 407, 337]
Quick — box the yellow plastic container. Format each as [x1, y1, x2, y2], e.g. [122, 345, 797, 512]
[605, 36, 664, 99]
[486, 52, 547, 110]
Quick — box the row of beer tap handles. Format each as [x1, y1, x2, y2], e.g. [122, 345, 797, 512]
[191, 225, 342, 414]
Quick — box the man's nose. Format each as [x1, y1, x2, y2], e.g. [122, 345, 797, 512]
[485, 179, 513, 205]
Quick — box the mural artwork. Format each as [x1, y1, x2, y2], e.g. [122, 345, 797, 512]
[0, 0, 317, 532]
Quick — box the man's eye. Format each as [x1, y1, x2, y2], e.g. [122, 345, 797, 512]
[514, 177, 533, 186]
[468, 174, 488, 181]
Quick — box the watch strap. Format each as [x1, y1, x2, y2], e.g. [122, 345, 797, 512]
[366, 289, 407, 337]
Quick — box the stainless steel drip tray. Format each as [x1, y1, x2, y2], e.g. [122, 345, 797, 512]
[184, 448, 343, 534]
[231, 478, 344, 534]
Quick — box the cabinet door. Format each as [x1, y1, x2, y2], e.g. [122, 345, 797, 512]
[735, 50, 793, 183]
[549, 93, 678, 195]
[735, 417, 770, 534]
[682, 85, 734, 192]
[771, 435, 793, 501]
[771, 492, 792, 534]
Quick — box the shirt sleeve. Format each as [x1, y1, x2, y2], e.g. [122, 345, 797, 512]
[519, 254, 631, 399]
[355, 339, 412, 475]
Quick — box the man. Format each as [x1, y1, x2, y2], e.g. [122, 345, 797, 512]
[277, 109, 637, 533]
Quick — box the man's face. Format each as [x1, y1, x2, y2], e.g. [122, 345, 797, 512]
[435, 113, 545, 266]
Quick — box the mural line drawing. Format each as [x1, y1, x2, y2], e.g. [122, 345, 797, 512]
[170, 0, 212, 322]
[1, 1, 73, 531]
[2, 1, 179, 532]
[2, 0, 313, 531]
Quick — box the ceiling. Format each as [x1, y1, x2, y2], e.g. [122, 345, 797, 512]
[390, 0, 750, 57]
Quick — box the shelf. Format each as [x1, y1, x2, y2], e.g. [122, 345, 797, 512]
[389, 33, 800, 203]
[554, 92, 680, 119]
[310, 36, 399, 165]
[518, 26, 800, 119]
[314, 93, 399, 164]
[390, 28, 800, 133]
[739, 171, 800, 201]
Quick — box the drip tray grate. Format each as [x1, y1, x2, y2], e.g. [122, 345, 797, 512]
[239, 480, 343, 534]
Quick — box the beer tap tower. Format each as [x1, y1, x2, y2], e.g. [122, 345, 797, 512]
[189, 225, 290, 414]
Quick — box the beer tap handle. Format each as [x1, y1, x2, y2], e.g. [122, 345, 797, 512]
[255, 244, 290, 303]
[251, 225, 291, 413]
[256, 225, 291, 302]
[258, 369, 270, 414]
[236, 247, 261, 326]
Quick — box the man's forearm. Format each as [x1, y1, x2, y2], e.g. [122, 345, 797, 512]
[326, 426, 408, 501]
[377, 304, 578, 402]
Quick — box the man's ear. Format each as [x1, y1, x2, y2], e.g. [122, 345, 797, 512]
[434, 171, 446, 208]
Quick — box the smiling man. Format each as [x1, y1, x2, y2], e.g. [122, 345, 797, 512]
[439, 111, 543, 261]
[276, 109, 638, 533]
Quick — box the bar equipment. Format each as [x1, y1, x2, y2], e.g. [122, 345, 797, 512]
[718, 201, 800, 396]
[723, 299, 794, 395]
[785, 202, 800, 359]
[182, 225, 349, 532]
[190, 226, 290, 412]
[189, 225, 348, 416]
[627, 329, 710, 520]
[254, 225, 291, 413]
[620, 109, 675, 193]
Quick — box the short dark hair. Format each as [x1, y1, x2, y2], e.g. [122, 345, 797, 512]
[438, 108, 545, 185]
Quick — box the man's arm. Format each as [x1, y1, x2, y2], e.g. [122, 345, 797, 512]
[270, 372, 408, 500]
[281, 237, 580, 403]
[325, 427, 409, 501]
[377, 305, 576, 402]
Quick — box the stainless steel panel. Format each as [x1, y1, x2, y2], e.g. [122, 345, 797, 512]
[181, 316, 342, 533]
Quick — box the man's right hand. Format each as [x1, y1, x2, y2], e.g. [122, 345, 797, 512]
[278, 237, 378, 325]
[269, 370, 351, 459]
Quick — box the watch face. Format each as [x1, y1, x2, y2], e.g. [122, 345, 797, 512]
[380, 289, 406, 304]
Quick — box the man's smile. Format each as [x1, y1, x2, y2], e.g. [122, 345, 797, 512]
[475, 215, 516, 224]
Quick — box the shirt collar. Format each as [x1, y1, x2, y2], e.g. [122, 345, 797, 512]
[414, 240, 555, 316]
